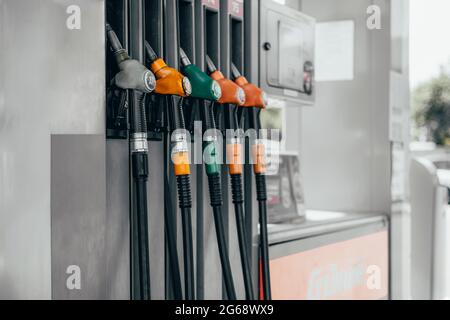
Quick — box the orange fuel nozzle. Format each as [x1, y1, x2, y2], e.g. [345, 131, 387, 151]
[145, 41, 192, 97]
[205, 55, 246, 106]
[231, 63, 267, 109]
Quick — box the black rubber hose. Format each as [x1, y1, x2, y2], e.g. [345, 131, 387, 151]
[230, 174, 255, 300]
[208, 173, 237, 300]
[131, 92, 148, 134]
[255, 173, 271, 300]
[130, 93, 151, 300]
[164, 175, 183, 300]
[177, 175, 195, 300]
[133, 170, 151, 300]
[181, 207, 195, 300]
[212, 206, 237, 300]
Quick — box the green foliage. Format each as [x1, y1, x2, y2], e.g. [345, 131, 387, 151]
[412, 71, 450, 145]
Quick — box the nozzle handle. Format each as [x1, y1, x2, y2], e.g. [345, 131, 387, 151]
[205, 55, 217, 74]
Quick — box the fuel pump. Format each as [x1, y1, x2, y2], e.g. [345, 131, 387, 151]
[180, 48, 237, 300]
[106, 23, 156, 300]
[205, 55, 255, 300]
[144, 41, 195, 300]
[231, 63, 271, 301]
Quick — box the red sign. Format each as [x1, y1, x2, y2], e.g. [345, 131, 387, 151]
[228, 0, 244, 18]
[270, 231, 389, 300]
[202, 0, 220, 10]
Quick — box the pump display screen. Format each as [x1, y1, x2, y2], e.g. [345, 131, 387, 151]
[278, 22, 304, 90]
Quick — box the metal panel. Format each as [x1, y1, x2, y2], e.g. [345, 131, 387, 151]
[260, 0, 315, 104]
[409, 157, 442, 300]
[270, 218, 388, 260]
[147, 141, 166, 299]
[105, 140, 130, 299]
[300, 0, 391, 214]
[51, 135, 107, 299]
[0, 0, 105, 299]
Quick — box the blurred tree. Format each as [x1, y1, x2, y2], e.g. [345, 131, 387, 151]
[412, 68, 450, 146]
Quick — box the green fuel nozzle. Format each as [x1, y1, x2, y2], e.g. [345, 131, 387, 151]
[179, 48, 222, 101]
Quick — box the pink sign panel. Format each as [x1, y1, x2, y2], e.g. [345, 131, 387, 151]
[202, 0, 220, 10]
[228, 0, 244, 18]
[270, 231, 389, 300]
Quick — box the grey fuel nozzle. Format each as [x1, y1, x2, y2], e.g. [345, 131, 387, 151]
[115, 59, 156, 94]
[106, 23, 156, 94]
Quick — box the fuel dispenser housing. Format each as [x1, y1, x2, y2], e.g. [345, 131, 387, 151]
[1, 0, 317, 301]
[259, 0, 315, 105]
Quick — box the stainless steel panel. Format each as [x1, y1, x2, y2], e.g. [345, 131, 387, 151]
[270, 217, 388, 260]
[51, 135, 107, 299]
[105, 140, 130, 299]
[260, 0, 315, 104]
[268, 212, 388, 246]
[0, 0, 105, 299]
[300, 0, 391, 214]
[147, 141, 166, 299]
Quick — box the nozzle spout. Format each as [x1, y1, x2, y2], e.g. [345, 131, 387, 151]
[145, 41, 159, 63]
[205, 55, 217, 74]
[230, 63, 242, 80]
[106, 23, 124, 53]
[180, 48, 192, 67]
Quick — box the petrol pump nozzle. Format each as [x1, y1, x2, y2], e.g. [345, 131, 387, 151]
[106, 22, 153, 300]
[179, 48, 222, 101]
[230, 63, 267, 109]
[205, 55, 246, 106]
[106, 24, 156, 94]
[144, 41, 192, 97]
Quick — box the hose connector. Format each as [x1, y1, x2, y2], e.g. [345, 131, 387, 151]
[203, 138, 221, 176]
[226, 142, 243, 175]
[252, 141, 266, 175]
[171, 131, 191, 176]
